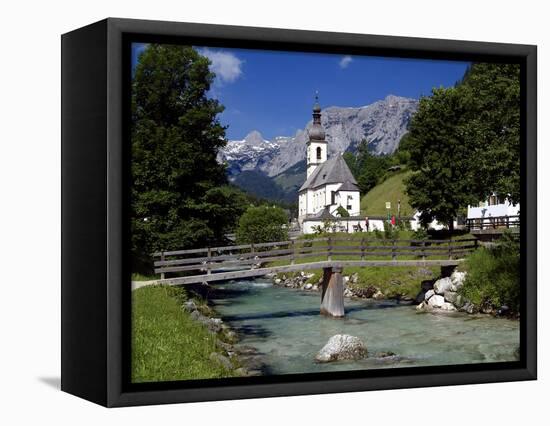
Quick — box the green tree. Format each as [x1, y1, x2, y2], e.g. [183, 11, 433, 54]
[460, 63, 521, 204]
[344, 140, 392, 194]
[236, 206, 289, 244]
[131, 44, 242, 271]
[404, 63, 520, 230]
[405, 87, 478, 230]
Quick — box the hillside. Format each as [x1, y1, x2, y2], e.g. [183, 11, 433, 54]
[360, 170, 414, 217]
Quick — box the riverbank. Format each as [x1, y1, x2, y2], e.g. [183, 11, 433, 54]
[270, 267, 517, 318]
[132, 285, 252, 382]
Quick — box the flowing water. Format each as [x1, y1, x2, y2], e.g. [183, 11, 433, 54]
[211, 278, 520, 375]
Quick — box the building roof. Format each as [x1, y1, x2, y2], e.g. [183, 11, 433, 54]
[338, 179, 360, 192]
[299, 154, 359, 192]
[307, 207, 336, 220]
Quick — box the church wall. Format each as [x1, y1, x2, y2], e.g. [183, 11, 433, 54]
[335, 190, 361, 216]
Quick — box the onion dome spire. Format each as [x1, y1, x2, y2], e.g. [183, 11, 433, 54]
[309, 91, 326, 141]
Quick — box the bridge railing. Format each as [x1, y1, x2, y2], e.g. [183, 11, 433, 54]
[152, 237, 479, 280]
[466, 215, 520, 231]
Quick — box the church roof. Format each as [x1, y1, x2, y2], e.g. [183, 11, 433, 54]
[308, 207, 336, 220]
[338, 179, 360, 192]
[299, 154, 358, 192]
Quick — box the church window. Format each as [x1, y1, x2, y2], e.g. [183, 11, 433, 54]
[331, 191, 336, 205]
[316, 146, 322, 160]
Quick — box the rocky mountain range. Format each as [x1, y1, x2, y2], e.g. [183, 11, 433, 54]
[218, 95, 418, 202]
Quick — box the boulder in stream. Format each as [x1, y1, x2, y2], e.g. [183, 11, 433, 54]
[434, 277, 453, 295]
[315, 334, 367, 363]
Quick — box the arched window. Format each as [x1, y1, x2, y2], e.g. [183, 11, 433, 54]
[316, 146, 322, 160]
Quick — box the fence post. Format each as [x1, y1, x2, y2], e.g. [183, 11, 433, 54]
[207, 247, 212, 275]
[421, 241, 426, 262]
[250, 243, 255, 270]
[290, 240, 295, 265]
[360, 237, 365, 260]
[160, 252, 165, 280]
[391, 239, 396, 261]
[448, 240, 453, 260]
[327, 236, 332, 262]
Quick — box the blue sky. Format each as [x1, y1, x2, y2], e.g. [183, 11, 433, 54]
[131, 43, 470, 140]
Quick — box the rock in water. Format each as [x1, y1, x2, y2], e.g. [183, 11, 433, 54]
[450, 271, 467, 291]
[424, 289, 435, 301]
[315, 334, 367, 363]
[427, 294, 446, 308]
[434, 277, 452, 295]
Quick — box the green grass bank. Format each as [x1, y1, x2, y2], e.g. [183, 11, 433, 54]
[132, 285, 237, 382]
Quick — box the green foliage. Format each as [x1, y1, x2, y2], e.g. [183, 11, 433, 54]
[132, 286, 236, 382]
[383, 220, 399, 240]
[236, 205, 289, 244]
[405, 87, 478, 230]
[336, 205, 350, 217]
[459, 233, 520, 311]
[344, 140, 401, 194]
[412, 227, 429, 240]
[130, 44, 247, 272]
[460, 63, 521, 204]
[405, 63, 521, 228]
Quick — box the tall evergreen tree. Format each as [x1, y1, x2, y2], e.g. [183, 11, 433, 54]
[131, 45, 245, 271]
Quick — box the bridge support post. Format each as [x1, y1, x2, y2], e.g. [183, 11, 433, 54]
[320, 266, 345, 318]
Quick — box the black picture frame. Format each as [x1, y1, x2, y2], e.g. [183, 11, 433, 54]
[61, 17, 537, 407]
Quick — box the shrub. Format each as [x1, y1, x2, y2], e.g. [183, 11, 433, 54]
[459, 232, 520, 312]
[236, 205, 289, 244]
[383, 220, 399, 240]
[412, 227, 429, 240]
[336, 205, 350, 217]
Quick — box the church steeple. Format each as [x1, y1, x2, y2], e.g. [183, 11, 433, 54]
[306, 92, 328, 178]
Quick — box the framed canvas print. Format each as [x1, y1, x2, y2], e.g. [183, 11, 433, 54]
[61, 18, 537, 407]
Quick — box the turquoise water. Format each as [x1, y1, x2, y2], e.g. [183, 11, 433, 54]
[211, 278, 520, 375]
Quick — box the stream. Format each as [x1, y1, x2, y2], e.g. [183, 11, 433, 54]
[210, 277, 520, 375]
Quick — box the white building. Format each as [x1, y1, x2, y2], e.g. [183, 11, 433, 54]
[467, 194, 520, 219]
[298, 97, 362, 234]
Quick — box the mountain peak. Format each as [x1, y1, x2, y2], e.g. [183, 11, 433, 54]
[244, 130, 266, 146]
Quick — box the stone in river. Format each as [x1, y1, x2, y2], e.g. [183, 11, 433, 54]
[444, 291, 458, 304]
[425, 289, 435, 301]
[209, 352, 233, 370]
[315, 334, 368, 363]
[427, 294, 445, 308]
[434, 277, 452, 295]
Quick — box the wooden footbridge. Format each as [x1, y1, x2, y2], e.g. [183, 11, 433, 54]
[149, 237, 478, 317]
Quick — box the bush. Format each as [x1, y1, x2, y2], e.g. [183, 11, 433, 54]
[459, 232, 520, 312]
[383, 220, 399, 240]
[236, 205, 289, 244]
[336, 205, 350, 217]
[412, 227, 429, 240]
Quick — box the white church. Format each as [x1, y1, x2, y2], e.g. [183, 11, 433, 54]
[298, 97, 364, 234]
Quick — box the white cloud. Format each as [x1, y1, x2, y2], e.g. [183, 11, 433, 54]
[200, 48, 243, 84]
[339, 55, 353, 69]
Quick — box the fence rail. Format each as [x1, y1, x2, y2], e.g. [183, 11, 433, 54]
[466, 215, 520, 231]
[153, 237, 479, 280]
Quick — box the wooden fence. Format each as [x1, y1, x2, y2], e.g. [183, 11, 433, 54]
[466, 215, 520, 231]
[153, 237, 478, 280]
